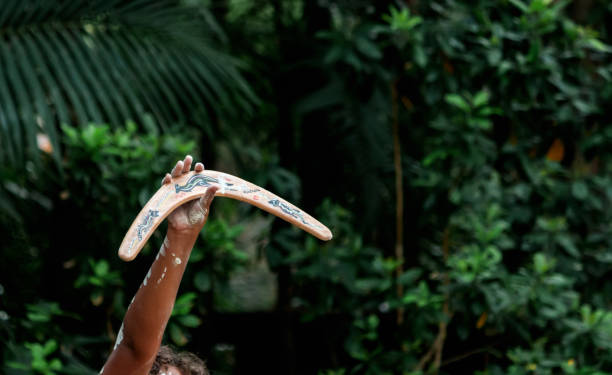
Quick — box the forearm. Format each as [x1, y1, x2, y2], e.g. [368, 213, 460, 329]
[119, 228, 199, 360]
[101, 157, 215, 375]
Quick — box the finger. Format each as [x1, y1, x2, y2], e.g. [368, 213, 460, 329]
[182, 155, 193, 174]
[161, 173, 172, 186]
[171, 160, 184, 178]
[197, 185, 219, 213]
[194, 162, 204, 172]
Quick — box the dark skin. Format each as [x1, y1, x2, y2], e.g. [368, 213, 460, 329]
[101, 156, 217, 375]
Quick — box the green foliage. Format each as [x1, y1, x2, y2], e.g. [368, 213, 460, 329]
[169, 292, 201, 347]
[260, 0, 612, 373]
[74, 258, 123, 307]
[2, 0, 612, 374]
[0, 123, 224, 373]
[7, 340, 63, 375]
[382, 6, 422, 32]
[0, 0, 256, 168]
[1, 118, 260, 373]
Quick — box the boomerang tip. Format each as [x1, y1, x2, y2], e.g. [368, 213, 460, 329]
[319, 228, 333, 241]
[118, 251, 133, 262]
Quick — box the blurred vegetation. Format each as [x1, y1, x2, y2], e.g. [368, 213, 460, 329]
[2, 0, 612, 374]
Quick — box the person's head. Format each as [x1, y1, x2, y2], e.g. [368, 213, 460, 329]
[149, 345, 209, 375]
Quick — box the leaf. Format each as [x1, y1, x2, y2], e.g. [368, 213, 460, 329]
[445, 94, 470, 112]
[398, 269, 422, 285]
[10, 33, 60, 163]
[586, 38, 612, 53]
[194, 271, 211, 292]
[413, 45, 427, 67]
[6, 361, 29, 370]
[557, 235, 580, 258]
[178, 314, 201, 328]
[112, 31, 181, 125]
[60, 29, 119, 126]
[42, 340, 58, 356]
[534, 253, 554, 274]
[49, 358, 63, 371]
[1, 39, 36, 164]
[354, 37, 382, 60]
[546, 138, 564, 162]
[422, 149, 448, 166]
[508, 0, 529, 13]
[473, 90, 490, 108]
[469, 117, 492, 130]
[478, 107, 503, 116]
[94, 260, 109, 276]
[0, 0, 256, 169]
[367, 314, 379, 329]
[0, 187, 20, 221]
[476, 312, 488, 329]
[169, 323, 188, 346]
[27, 312, 51, 323]
[172, 292, 197, 316]
[571, 181, 589, 200]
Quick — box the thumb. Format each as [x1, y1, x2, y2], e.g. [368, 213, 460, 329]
[196, 185, 219, 214]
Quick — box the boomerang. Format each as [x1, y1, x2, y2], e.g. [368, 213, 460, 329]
[118, 170, 333, 261]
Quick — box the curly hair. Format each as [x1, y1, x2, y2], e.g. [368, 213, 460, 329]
[149, 345, 209, 375]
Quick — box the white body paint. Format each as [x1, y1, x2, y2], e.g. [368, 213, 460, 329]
[143, 268, 152, 286]
[157, 267, 167, 284]
[113, 323, 124, 350]
[188, 207, 204, 225]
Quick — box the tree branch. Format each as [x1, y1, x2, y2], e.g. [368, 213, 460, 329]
[391, 80, 405, 326]
[415, 227, 453, 374]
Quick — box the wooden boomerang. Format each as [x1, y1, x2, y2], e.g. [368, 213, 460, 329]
[118, 170, 333, 261]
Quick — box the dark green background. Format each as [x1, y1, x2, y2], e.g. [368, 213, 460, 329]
[2, 1, 612, 374]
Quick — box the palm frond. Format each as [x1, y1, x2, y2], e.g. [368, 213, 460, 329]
[0, 0, 257, 166]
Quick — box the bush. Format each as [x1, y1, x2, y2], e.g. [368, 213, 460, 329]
[0, 123, 243, 373]
[260, 0, 612, 373]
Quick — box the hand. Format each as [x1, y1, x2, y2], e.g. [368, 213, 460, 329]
[161, 155, 218, 234]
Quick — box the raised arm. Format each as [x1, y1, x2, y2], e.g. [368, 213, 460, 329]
[101, 156, 217, 375]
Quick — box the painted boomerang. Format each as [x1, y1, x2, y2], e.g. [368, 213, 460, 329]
[118, 170, 333, 261]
